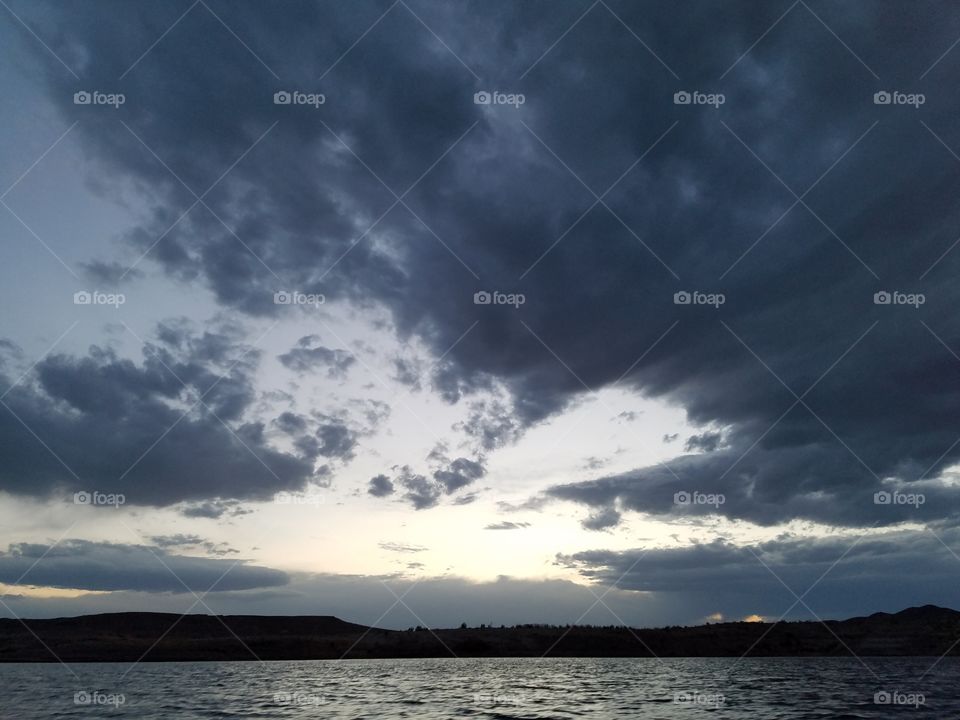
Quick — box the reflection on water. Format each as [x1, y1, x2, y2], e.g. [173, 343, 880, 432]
[3, 656, 958, 718]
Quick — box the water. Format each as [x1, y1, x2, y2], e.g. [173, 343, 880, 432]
[2, 657, 957, 718]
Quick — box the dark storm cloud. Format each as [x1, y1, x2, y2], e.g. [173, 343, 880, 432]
[278, 335, 356, 378]
[581, 507, 622, 531]
[0, 325, 316, 506]
[433, 456, 486, 493]
[18, 0, 960, 526]
[367, 473, 395, 497]
[0, 540, 286, 592]
[180, 499, 252, 519]
[557, 525, 960, 620]
[684, 431, 723, 453]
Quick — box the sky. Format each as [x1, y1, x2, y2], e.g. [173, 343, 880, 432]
[1, 0, 960, 631]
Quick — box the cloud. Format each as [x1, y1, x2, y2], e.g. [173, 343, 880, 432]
[16, 1, 960, 529]
[581, 507, 621, 531]
[180, 499, 252, 519]
[433, 457, 485, 493]
[367, 474, 394, 498]
[0, 324, 315, 507]
[484, 521, 530, 530]
[684, 431, 723, 453]
[0, 540, 286, 592]
[278, 336, 356, 379]
[378, 542, 428, 553]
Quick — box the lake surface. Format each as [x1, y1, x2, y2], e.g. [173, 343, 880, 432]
[2, 656, 957, 718]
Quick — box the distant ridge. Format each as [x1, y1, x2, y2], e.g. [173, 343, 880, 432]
[1, 605, 958, 662]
